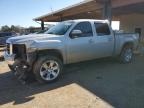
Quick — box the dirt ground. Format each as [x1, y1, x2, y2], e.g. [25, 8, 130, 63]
[0, 51, 144, 108]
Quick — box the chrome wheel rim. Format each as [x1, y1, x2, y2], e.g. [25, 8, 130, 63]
[124, 49, 133, 62]
[40, 60, 60, 81]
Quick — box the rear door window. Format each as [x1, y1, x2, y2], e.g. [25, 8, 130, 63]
[94, 23, 111, 36]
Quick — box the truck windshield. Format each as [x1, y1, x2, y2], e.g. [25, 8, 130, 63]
[45, 21, 73, 35]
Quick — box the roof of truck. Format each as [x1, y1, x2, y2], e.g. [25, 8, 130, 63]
[63, 19, 109, 23]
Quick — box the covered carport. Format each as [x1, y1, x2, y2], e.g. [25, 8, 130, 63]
[34, 0, 144, 39]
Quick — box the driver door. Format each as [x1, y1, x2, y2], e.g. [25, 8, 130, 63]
[67, 21, 95, 63]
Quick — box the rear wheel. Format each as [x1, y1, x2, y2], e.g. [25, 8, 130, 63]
[33, 56, 63, 83]
[119, 45, 133, 63]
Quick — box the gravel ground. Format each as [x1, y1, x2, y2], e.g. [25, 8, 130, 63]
[0, 51, 144, 108]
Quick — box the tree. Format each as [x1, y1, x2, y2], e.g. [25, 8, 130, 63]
[0, 25, 11, 32]
[0, 25, 23, 33]
[11, 25, 21, 33]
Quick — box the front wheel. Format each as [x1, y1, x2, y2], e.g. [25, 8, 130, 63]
[33, 56, 63, 83]
[119, 46, 133, 63]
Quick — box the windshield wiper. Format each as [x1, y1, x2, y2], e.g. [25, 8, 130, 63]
[47, 32, 54, 34]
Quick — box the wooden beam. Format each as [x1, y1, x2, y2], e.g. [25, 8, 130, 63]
[62, 2, 102, 17]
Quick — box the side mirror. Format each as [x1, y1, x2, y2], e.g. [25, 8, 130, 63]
[70, 30, 82, 38]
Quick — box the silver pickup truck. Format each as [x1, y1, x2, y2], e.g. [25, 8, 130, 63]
[4, 19, 139, 83]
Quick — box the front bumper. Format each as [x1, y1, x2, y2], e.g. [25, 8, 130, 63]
[4, 50, 34, 84]
[4, 51, 15, 65]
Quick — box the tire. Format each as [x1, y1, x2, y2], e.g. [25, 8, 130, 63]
[33, 56, 63, 83]
[119, 45, 133, 64]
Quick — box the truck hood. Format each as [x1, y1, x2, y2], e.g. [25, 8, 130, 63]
[7, 34, 63, 44]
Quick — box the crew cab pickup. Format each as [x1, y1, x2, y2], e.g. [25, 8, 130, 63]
[4, 19, 139, 83]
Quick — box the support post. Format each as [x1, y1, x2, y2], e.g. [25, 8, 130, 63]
[102, 0, 112, 24]
[60, 15, 63, 21]
[41, 21, 44, 30]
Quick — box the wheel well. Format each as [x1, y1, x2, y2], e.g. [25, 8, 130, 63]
[119, 42, 134, 56]
[122, 42, 134, 49]
[37, 49, 63, 62]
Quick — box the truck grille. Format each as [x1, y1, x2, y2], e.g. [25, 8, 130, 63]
[13, 44, 26, 55]
[6, 44, 26, 59]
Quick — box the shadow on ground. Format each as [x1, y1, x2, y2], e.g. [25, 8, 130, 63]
[0, 56, 144, 108]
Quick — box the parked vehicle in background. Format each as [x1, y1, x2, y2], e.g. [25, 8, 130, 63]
[35, 29, 48, 34]
[0, 32, 16, 47]
[4, 19, 139, 84]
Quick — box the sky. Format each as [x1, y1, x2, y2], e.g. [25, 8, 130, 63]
[0, 0, 83, 28]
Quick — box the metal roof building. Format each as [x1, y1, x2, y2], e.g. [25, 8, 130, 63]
[34, 0, 144, 39]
